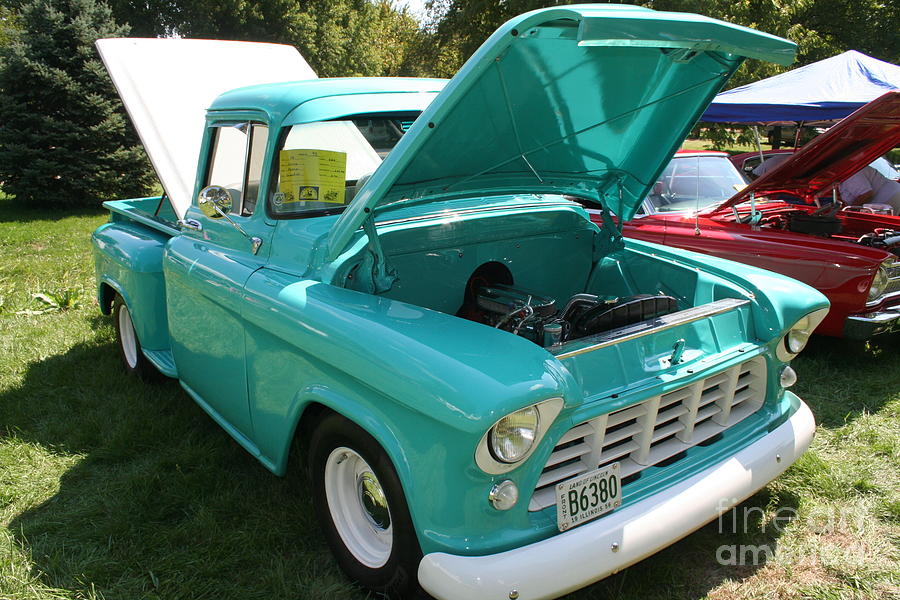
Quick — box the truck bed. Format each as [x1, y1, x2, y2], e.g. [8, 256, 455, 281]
[102, 196, 180, 237]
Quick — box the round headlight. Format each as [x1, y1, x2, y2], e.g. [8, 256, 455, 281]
[786, 329, 810, 353]
[785, 315, 811, 354]
[489, 406, 539, 464]
[868, 263, 890, 302]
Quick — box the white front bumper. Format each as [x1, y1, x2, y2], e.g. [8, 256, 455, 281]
[419, 398, 816, 600]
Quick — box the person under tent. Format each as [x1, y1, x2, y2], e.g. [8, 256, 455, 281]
[753, 154, 900, 213]
[839, 166, 900, 213]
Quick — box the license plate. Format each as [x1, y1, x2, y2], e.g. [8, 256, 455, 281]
[556, 462, 621, 531]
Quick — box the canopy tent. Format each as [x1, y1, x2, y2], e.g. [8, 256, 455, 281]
[702, 50, 900, 123]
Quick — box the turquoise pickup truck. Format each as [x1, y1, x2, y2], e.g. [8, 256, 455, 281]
[92, 6, 828, 600]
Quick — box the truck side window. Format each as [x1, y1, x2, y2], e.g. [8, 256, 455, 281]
[244, 125, 268, 216]
[205, 122, 268, 216]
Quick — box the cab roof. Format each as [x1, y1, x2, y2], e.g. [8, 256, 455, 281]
[209, 77, 448, 123]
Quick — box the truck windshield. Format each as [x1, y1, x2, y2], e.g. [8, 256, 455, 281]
[269, 115, 415, 217]
[647, 156, 747, 213]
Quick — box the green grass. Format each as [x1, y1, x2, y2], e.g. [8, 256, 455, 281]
[1, 196, 898, 600]
[680, 138, 775, 155]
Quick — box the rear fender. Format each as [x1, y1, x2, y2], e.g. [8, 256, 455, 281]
[92, 222, 172, 351]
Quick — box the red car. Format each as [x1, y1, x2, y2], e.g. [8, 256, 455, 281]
[583, 92, 900, 339]
[731, 149, 899, 185]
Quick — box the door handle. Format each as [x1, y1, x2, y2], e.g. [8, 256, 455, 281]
[178, 218, 203, 232]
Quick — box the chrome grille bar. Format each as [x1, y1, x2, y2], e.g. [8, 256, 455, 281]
[529, 356, 767, 511]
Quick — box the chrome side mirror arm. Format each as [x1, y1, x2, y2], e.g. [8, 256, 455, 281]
[197, 185, 263, 255]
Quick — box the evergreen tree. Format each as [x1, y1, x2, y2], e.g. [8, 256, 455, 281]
[0, 0, 155, 208]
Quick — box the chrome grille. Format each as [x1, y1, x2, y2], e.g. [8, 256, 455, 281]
[529, 356, 767, 511]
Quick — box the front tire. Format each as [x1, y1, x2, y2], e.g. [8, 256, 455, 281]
[309, 412, 424, 598]
[112, 294, 157, 381]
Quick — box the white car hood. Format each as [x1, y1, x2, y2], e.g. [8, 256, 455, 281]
[97, 38, 316, 218]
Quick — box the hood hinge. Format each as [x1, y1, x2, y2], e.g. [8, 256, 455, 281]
[594, 182, 625, 256]
[352, 210, 397, 294]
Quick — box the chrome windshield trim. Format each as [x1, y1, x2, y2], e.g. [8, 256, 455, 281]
[553, 298, 751, 359]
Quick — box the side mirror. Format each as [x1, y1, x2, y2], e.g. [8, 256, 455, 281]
[198, 185, 233, 219]
[194, 185, 263, 255]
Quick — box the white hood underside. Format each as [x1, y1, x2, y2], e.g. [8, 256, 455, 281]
[97, 38, 316, 219]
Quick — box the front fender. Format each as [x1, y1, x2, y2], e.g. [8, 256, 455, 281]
[624, 238, 830, 340]
[241, 268, 573, 555]
[243, 268, 570, 435]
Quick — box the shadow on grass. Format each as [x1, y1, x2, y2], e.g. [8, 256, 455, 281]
[2, 337, 803, 599]
[3, 339, 359, 599]
[564, 487, 800, 600]
[791, 332, 900, 428]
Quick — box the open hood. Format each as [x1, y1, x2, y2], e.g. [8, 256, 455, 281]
[326, 4, 795, 260]
[97, 38, 316, 219]
[713, 91, 900, 212]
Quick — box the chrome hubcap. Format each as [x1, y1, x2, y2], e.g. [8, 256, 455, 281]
[357, 471, 391, 530]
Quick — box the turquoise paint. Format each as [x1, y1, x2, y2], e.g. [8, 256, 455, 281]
[90, 4, 826, 567]
[94, 194, 827, 558]
[621, 237, 830, 338]
[325, 5, 796, 259]
[164, 234, 262, 439]
[210, 78, 446, 126]
[103, 197, 180, 234]
[142, 349, 178, 377]
[91, 221, 170, 351]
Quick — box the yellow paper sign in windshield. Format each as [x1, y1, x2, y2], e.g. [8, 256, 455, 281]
[278, 149, 347, 205]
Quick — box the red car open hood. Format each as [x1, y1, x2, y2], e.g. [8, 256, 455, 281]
[710, 91, 900, 213]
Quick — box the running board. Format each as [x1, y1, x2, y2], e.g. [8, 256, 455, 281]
[143, 348, 178, 378]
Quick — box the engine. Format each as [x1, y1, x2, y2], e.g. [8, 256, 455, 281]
[858, 228, 900, 256]
[457, 265, 679, 348]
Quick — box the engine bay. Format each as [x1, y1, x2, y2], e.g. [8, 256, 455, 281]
[856, 228, 900, 254]
[730, 205, 900, 256]
[457, 263, 679, 348]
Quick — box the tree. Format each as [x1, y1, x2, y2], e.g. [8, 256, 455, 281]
[417, 0, 556, 77]
[106, 0, 422, 77]
[0, 4, 18, 46]
[0, 0, 155, 207]
[421, 0, 899, 80]
[419, 0, 900, 149]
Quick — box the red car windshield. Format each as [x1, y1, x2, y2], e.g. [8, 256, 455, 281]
[648, 156, 746, 213]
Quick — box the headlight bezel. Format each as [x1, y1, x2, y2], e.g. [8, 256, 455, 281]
[776, 308, 829, 362]
[866, 257, 895, 306]
[475, 398, 564, 475]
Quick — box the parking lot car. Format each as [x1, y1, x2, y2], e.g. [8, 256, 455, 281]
[92, 6, 828, 600]
[595, 93, 900, 340]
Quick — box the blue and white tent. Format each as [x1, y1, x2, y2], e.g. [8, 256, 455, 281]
[702, 50, 900, 123]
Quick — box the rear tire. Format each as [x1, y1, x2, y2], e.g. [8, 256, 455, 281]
[308, 412, 425, 598]
[112, 294, 157, 381]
